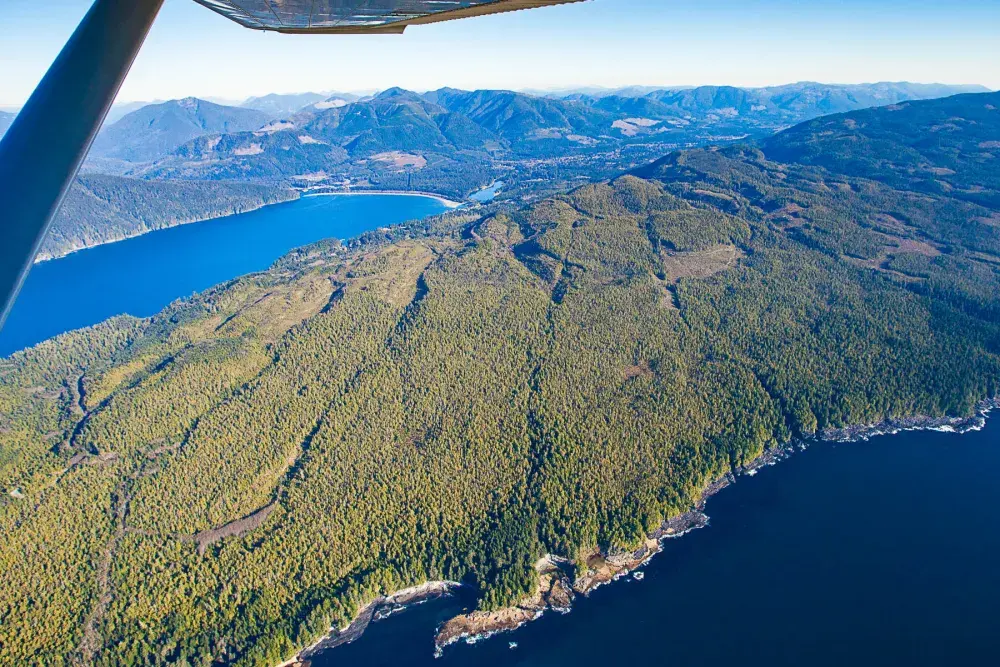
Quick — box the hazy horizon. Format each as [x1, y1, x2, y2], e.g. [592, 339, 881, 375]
[0, 79, 994, 112]
[2, 0, 999, 107]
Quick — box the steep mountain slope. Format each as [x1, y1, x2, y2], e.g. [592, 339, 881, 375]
[424, 87, 615, 152]
[304, 88, 497, 155]
[103, 101, 158, 125]
[2, 92, 1000, 666]
[90, 98, 272, 162]
[140, 89, 501, 197]
[241, 92, 327, 117]
[39, 175, 297, 260]
[762, 91, 1000, 208]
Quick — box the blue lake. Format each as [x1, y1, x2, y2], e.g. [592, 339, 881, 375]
[470, 181, 505, 202]
[317, 419, 1000, 666]
[0, 193, 449, 357]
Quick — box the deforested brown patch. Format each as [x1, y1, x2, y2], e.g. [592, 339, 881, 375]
[623, 362, 654, 381]
[660, 244, 742, 283]
[893, 238, 941, 257]
[371, 151, 427, 169]
[194, 502, 277, 556]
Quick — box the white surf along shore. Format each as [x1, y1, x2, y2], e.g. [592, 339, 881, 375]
[275, 397, 1000, 666]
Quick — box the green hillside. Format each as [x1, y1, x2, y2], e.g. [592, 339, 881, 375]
[762, 91, 1000, 208]
[1, 93, 999, 665]
[90, 98, 273, 163]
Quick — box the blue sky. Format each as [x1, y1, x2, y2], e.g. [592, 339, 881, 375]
[1, 0, 997, 105]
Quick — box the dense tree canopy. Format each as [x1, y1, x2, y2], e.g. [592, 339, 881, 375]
[2, 93, 999, 666]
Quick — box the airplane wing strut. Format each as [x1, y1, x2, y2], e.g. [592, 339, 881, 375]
[0, 0, 583, 332]
[0, 0, 165, 330]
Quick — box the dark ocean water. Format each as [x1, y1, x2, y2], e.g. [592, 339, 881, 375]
[316, 419, 1000, 667]
[0, 194, 448, 357]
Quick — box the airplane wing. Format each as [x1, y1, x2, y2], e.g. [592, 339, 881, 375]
[192, 0, 584, 34]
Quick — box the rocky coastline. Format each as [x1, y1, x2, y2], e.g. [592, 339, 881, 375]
[285, 398, 999, 664]
[276, 581, 460, 667]
[429, 398, 1000, 654]
[818, 398, 999, 443]
[432, 481, 725, 653]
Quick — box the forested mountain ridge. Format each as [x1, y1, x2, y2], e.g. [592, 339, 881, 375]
[305, 88, 499, 155]
[37, 175, 298, 261]
[422, 87, 616, 153]
[138, 90, 501, 197]
[761, 91, 1000, 209]
[2, 93, 1000, 665]
[90, 98, 273, 163]
[130, 82, 988, 199]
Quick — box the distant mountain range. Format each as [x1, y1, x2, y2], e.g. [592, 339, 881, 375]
[114, 82, 985, 194]
[45, 80, 988, 208]
[91, 82, 988, 166]
[566, 82, 994, 142]
[592, 81, 989, 119]
[137, 88, 501, 196]
[241, 92, 330, 117]
[89, 98, 273, 162]
[548, 81, 988, 102]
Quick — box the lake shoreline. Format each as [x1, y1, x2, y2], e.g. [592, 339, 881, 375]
[4, 193, 453, 358]
[290, 397, 1000, 665]
[33, 193, 302, 264]
[32, 188, 301, 265]
[300, 189, 464, 209]
[33, 190, 461, 265]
